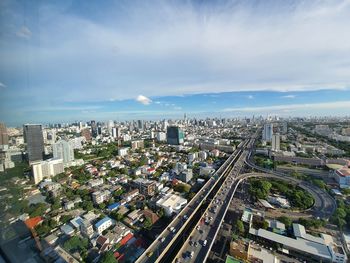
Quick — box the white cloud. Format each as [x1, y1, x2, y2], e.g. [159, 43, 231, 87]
[281, 95, 296, 99]
[2, 1, 350, 103]
[16, 26, 32, 39]
[136, 95, 152, 105]
[0, 82, 6, 88]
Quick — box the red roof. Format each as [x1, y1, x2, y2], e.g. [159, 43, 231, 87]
[25, 216, 43, 229]
[114, 252, 120, 258]
[120, 233, 133, 246]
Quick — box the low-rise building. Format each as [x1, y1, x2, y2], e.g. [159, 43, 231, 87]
[88, 178, 104, 188]
[95, 216, 113, 235]
[133, 178, 156, 196]
[334, 166, 350, 188]
[80, 219, 94, 238]
[156, 193, 187, 216]
[122, 189, 139, 202]
[92, 190, 111, 204]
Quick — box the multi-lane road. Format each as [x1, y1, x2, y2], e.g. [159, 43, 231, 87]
[172, 139, 255, 263]
[136, 140, 250, 263]
[245, 158, 336, 219]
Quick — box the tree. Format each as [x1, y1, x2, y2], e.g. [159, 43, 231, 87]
[143, 217, 152, 230]
[236, 220, 244, 235]
[82, 201, 94, 211]
[277, 216, 292, 228]
[100, 251, 117, 263]
[60, 214, 73, 224]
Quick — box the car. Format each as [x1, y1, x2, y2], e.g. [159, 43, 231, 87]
[159, 237, 165, 242]
[189, 251, 194, 259]
[203, 240, 207, 246]
[196, 225, 200, 230]
[169, 226, 175, 232]
[194, 242, 198, 247]
[146, 251, 154, 257]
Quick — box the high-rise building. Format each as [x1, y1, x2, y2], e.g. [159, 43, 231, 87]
[107, 120, 114, 134]
[271, 133, 280, 151]
[23, 124, 44, 163]
[91, 120, 97, 137]
[31, 158, 64, 184]
[53, 140, 74, 164]
[262, 123, 273, 142]
[137, 120, 144, 130]
[0, 123, 9, 147]
[167, 126, 184, 145]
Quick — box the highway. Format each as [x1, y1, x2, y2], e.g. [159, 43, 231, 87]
[136, 139, 251, 263]
[245, 156, 337, 219]
[172, 139, 255, 263]
[172, 132, 336, 263]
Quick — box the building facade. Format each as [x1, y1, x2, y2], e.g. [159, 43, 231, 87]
[24, 124, 44, 163]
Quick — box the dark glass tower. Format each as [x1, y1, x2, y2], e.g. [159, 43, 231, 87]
[23, 124, 44, 163]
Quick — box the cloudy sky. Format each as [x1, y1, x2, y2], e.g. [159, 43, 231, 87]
[1, 0, 350, 126]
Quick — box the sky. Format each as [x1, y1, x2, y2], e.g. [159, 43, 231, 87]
[1, 0, 350, 126]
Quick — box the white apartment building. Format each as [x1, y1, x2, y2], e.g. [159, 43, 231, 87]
[53, 140, 74, 165]
[271, 133, 280, 151]
[32, 158, 64, 184]
[118, 147, 129, 157]
[95, 217, 113, 235]
[88, 178, 104, 188]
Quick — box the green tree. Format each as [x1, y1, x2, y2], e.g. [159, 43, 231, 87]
[236, 220, 244, 235]
[277, 216, 292, 228]
[100, 251, 117, 263]
[60, 214, 73, 224]
[143, 217, 152, 230]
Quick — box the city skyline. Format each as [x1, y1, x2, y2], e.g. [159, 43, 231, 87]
[1, 0, 350, 125]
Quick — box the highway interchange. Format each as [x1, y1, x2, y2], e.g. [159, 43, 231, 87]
[136, 131, 337, 263]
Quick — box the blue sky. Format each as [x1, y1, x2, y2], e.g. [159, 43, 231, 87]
[1, 0, 350, 126]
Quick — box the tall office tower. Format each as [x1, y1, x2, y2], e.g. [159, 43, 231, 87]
[53, 140, 74, 164]
[81, 128, 92, 141]
[91, 120, 97, 137]
[137, 120, 144, 130]
[271, 133, 280, 151]
[0, 123, 9, 147]
[79, 121, 84, 130]
[107, 120, 114, 134]
[262, 123, 273, 142]
[23, 124, 44, 163]
[282, 122, 288, 134]
[97, 126, 102, 135]
[166, 126, 184, 145]
[112, 127, 117, 138]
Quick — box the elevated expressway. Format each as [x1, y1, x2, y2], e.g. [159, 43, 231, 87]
[136, 139, 251, 263]
[172, 138, 336, 263]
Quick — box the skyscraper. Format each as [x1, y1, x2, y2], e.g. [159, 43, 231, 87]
[53, 140, 74, 164]
[0, 123, 9, 147]
[91, 120, 97, 137]
[137, 120, 144, 130]
[23, 124, 44, 163]
[167, 126, 184, 145]
[262, 123, 273, 142]
[271, 133, 280, 151]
